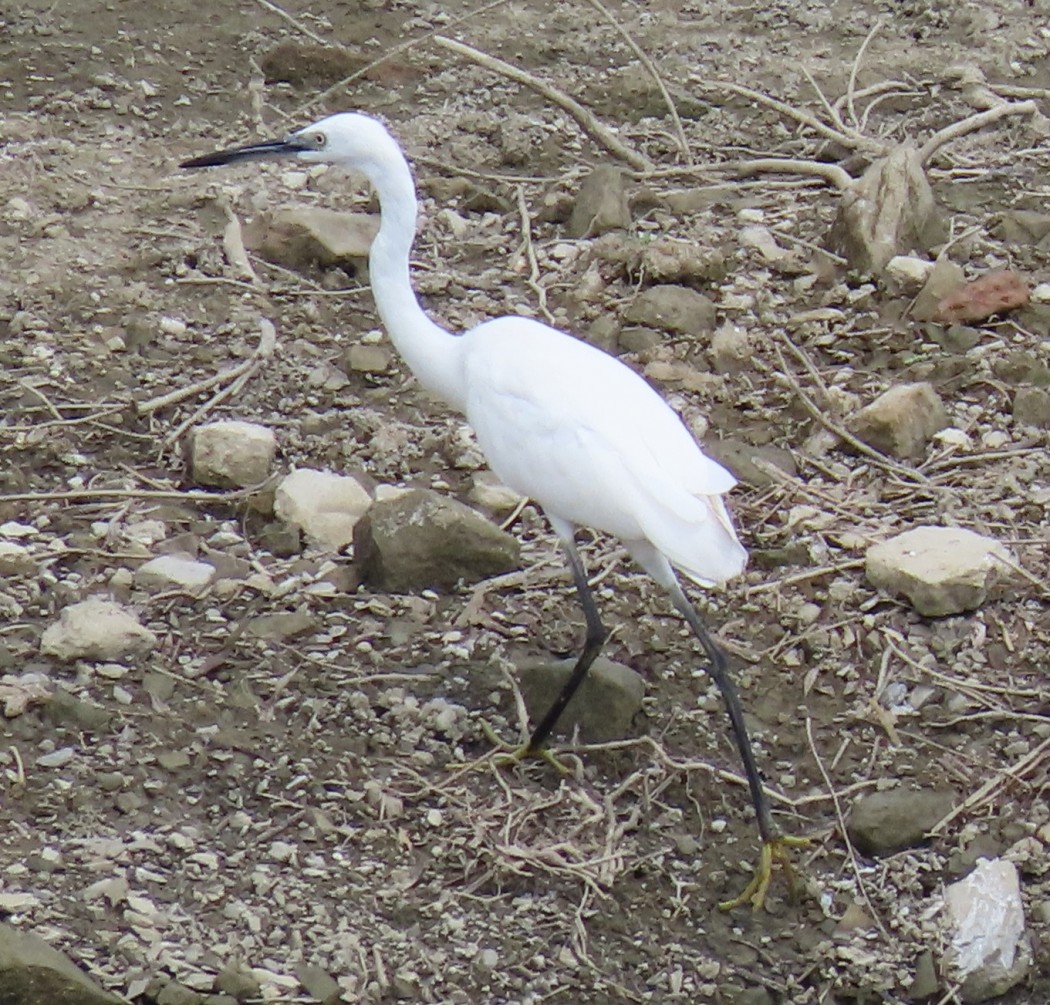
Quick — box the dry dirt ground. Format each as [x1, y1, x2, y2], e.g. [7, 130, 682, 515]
[1, 1, 1049, 1003]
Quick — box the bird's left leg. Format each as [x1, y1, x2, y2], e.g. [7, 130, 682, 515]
[665, 577, 808, 910]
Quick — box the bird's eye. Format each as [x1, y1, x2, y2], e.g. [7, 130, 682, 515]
[311, 131, 326, 148]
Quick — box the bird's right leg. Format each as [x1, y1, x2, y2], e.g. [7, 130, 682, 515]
[522, 537, 609, 755]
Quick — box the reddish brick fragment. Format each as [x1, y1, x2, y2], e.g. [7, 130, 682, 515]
[933, 269, 1029, 324]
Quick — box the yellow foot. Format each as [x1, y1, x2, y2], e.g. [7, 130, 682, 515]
[446, 721, 574, 776]
[718, 834, 812, 912]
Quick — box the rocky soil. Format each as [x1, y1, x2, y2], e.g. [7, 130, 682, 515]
[1, 1, 1048, 1003]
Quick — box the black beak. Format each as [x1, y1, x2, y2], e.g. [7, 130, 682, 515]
[180, 135, 309, 169]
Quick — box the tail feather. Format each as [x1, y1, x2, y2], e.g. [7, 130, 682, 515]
[645, 494, 747, 588]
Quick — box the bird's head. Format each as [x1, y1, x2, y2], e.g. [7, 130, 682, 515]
[180, 111, 397, 173]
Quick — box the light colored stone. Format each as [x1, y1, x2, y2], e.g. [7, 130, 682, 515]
[134, 555, 216, 592]
[468, 471, 525, 513]
[0, 541, 36, 576]
[884, 254, 934, 294]
[243, 207, 379, 270]
[192, 420, 277, 488]
[865, 526, 1012, 617]
[345, 343, 393, 373]
[825, 144, 944, 273]
[40, 598, 157, 662]
[739, 224, 789, 265]
[274, 469, 372, 550]
[710, 323, 752, 374]
[945, 858, 1032, 1003]
[848, 382, 948, 459]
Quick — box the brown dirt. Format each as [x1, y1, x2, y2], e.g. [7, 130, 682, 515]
[1, 1, 1048, 1003]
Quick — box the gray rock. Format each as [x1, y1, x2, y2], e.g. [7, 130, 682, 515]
[567, 166, 631, 238]
[908, 950, 939, 1001]
[45, 687, 112, 732]
[156, 980, 204, 1005]
[519, 656, 645, 742]
[192, 420, 276, 489]
[354, 488, 520, 592]
[702, 437, 797, 489]
[294, 963, 340, 1004]
[40, 598, 157, 662]
[865, 526, 1012, 617]
[623, 285, 717, 337]
[825, 144, 945, 273]
[994, 208, 1050, 248]
[274, 469, 372, 551]
[214, 963, 261, 1002]
[847, 382, 948, 460]
[243, 207, 379, 271]
[617, 326, 663, 354]
[847, 788, 955, 856]
[1013, 386, 1050, 427]
[911, 258, 966, 321]
[0, 921, 122, 1005]
[945, 858, 1032, 1003]
[245, 609, 319, 641]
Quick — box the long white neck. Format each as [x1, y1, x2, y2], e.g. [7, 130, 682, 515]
[362, 149, 467, 411]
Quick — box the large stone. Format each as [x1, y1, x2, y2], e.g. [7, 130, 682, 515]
[192, 420, 276, 488]
[944, 858, 1032, 1003]
[134, 555, 216, 592]
[0, 541, 36, 576]
[622, 285, 717, 337]
[243, 207, 379, 272]
[865, 526, 1011, 617]
[274, 469, 372, 551]
[40, 598, 157, 662]
[354, 489, 520, 592]
[1013, 386, 1050, 428]
[847, 382, 948, 460]
[825, 144, 945, 273]
[0, 921, 123, 1005]
[847, 788, 956, 856]
[518, 656, 645, 743]
[567, 166, 631, 238]
[911, 258, 966, 321]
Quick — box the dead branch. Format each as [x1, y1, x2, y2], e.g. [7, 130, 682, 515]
[919, 99, 1039, 164]
[434, 35, 655, 172]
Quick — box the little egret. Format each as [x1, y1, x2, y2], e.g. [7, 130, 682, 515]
[182, 112, 803, 909]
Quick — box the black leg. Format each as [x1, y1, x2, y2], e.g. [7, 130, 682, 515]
[525, 542, 609, 753]
[668, 582, 777, 845]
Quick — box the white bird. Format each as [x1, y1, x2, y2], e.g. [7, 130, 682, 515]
[182, 112, 803, 909]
